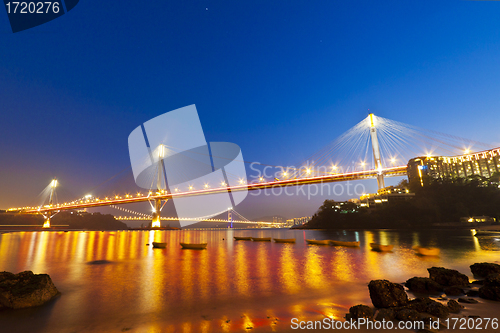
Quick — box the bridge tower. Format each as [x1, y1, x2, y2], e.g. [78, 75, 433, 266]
[228, 209, 233, 228]
[151, 144, 167, 228]
[368, 114, 385, 190]
[42, 178, 58, 228]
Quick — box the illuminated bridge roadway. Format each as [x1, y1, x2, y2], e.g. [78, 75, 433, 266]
[12, 165, 407, 215]
[9, 111, 487, 228]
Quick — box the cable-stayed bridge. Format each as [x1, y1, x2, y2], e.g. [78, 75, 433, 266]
[8, 114, 491, 228]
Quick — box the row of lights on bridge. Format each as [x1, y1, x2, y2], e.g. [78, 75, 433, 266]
[10, 162, 396, 211]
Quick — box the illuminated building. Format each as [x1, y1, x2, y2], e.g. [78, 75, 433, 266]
[408, 147, 500, 185]
[286, 216, 311, 227]
[273, 216, 283, 224]
[359, 186, 414, 208]
[459, 216, 496, 223]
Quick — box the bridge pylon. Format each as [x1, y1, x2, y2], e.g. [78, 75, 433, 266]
[368, 114, 385, 190]
[150, 144, 168, 228]
[228, 208, 233, 228]
[42, 178, 58, 228]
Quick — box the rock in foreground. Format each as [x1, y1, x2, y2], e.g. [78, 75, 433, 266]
[427, 267, 469, 287]
[0, 271, 59, 309]
[478, 273, 500, 301]
[405, 277, 443, 294]
[347, 304, 373, 320]
[447, 299, 463, 313]
[368, 280, 408, 308]
[470, 263, 500, 278]
[406, 297, 450, 318]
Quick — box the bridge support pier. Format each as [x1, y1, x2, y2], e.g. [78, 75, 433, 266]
[42, 215, 51, 228]
[151, 198, 164, 228]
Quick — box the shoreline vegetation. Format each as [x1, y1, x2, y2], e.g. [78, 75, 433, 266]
[298, 177, 500, 230]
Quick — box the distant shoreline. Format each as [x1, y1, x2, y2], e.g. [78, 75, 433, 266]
[0, 225, 490, 233]
[295, 224, 490, 231]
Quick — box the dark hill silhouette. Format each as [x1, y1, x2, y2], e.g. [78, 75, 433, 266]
[300, 176, 500, 229]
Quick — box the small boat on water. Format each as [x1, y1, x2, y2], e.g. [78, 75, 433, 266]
[234, 236, 252, 241]
[180, 243, 207, 250]
[370, 243, 394, 252]
[306, 239, 330, 245]
[152, 242, 167, 248]
[413, 246, 440, 256]
[251, 237, 271, 241]
[329, 240, 360, 247]
[274, 238, 296, 243]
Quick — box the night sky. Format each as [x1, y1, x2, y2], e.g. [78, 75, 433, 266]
[1, 1, 500, 221]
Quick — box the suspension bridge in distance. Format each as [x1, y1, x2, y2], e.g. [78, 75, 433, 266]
[114, 208, 285, 228]
[8, 113, 490, 228]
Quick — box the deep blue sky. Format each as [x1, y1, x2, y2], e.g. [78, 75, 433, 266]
[1, 1, 500, 221]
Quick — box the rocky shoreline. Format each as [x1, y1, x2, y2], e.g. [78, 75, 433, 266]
[346, 263, 500, 332]
[0, 271, 59, 309]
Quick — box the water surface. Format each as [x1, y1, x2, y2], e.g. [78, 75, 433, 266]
[0, 229, 499, 332]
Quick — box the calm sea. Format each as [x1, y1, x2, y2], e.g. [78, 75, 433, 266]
[0, 229, 499, 332]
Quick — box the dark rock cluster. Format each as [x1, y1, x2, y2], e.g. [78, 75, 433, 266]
[427, 267, 469, 287]
[405, 277, 443, 294]
[447, 299, 463, 313]
[469, 263, 500, 301]
[368, 280, 408, 308]
[347, 263, 500, 329]
[478, 272, 500, 301]
[470, 262, 500, 278]
[405, 267, 470, 297]
[0, 271, 59, 309]
[348, 304, 373, 320]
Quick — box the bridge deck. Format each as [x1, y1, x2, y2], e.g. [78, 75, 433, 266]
[15, 166, 407, 214]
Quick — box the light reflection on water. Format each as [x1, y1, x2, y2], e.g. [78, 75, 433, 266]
[0, 229, 499, 332]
